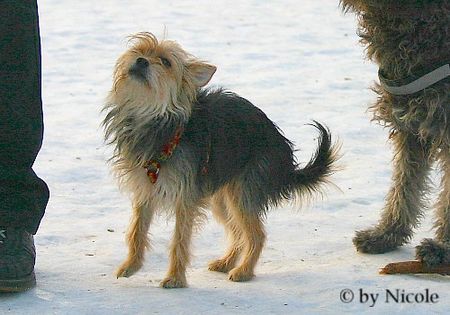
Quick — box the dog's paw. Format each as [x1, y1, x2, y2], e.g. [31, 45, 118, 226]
[228, 267, 254, 282]
[116, 261, 141, 278]
[353, 228, 403, 254]
[416, 238, 450, 267]
[159, 275, 187, 289]
[208, 258, 234, 273]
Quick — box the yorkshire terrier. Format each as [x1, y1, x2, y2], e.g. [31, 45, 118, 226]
[103, 32, 339, 288]
[341, 0, 450, 267]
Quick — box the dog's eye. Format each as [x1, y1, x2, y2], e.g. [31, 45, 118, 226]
[160, 57, 171, 68]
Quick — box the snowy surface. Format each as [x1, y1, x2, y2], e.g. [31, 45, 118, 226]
[1, 0, 448, 314]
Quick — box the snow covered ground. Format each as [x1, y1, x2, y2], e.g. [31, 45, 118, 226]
[1, 0, 448, 314]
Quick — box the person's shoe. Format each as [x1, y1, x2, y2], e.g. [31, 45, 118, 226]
[0, 227, 36, 292]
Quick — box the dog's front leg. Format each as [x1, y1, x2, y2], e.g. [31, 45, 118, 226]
[160, 204, 197, 288]
[353, 132, 432, 253]
[116, 202, 154, 278]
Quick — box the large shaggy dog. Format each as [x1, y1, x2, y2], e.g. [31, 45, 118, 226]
[341, 0, 449, 267]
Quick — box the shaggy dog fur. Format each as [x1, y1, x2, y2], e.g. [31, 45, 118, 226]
[341, 0, 450, 266]
[103, 33, 339, 288]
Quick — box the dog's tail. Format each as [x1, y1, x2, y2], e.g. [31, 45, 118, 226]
[290, 121, 339, 202]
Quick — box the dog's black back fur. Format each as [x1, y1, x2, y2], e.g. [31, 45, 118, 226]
[178, 88, 335, 214]
[187, 89, 294, 187]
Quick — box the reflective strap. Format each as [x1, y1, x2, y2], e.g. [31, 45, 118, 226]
[379, 63, 450, 96]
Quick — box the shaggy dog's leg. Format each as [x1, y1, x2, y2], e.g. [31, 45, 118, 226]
[208, 191, 243, 273]
[416, 152, 450, 266]
[160, 204, 198, 288]
[434, 153, 450, 244]
[116, 202, 154, 278]
[224, 190, 266, 282]
[353, 132, 431, 253]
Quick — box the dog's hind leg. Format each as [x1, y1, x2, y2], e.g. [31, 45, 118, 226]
[416, 150, 450, 266]
[353, 132, 432, 253]
[208, 190, 243, 273]
[434, 151, 450, 244]
[160, 203, 201, 288]
[116, 202, 154, 278]
[223, 186, 266, 282]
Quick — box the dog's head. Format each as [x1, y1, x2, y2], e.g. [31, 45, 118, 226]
[109, 32, 216, 117]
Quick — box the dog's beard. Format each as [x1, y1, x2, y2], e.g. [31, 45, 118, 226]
[103, 71, 194, 169]
[109, 72, 189, 120]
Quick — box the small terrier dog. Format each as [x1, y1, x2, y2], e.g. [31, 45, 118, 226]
[103, 32, 338, 288]
[341, 0, 450, 267]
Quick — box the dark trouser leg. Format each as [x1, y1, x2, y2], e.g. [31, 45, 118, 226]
[0, 0, 49, 234]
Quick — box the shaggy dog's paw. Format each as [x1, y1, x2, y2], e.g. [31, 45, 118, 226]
[160, 275, 187, 289]
[116, 261, 141, 278]
[208, 259, 234, 273]
[416, 238, 450, 267]
[228, 267, 254, 282]
[353, 228, 404, 254]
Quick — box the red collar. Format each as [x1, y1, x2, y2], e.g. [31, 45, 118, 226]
[143, 127, 183, 183]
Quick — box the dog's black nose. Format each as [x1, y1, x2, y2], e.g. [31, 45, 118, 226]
[136, 57, 149, 68]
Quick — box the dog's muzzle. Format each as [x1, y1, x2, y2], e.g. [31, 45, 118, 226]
[129, 57, 150, 82]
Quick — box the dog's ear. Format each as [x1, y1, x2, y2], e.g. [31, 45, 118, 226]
[188, 62, 217, 87]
